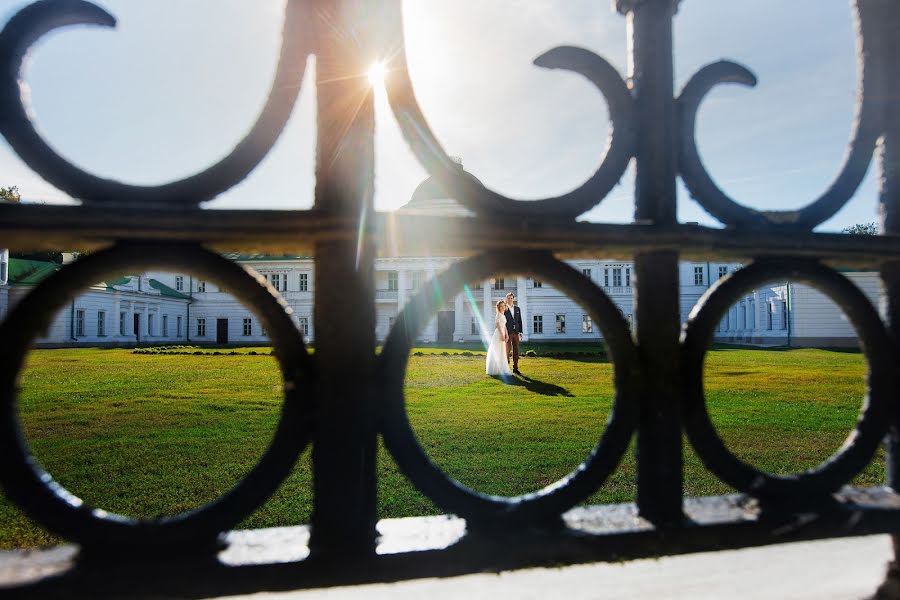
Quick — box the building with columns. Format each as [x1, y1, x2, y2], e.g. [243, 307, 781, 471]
[0, 177, 882, 349]
[0, 251, 880, 349]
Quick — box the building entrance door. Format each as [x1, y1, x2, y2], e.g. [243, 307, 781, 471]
[437, 311, 455, 344]
[133, 314, 140, 343]
[217, 319, 229, 344]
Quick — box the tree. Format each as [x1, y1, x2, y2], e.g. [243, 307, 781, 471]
[0, 185, 20, 203]
[842, 222, 878, 235]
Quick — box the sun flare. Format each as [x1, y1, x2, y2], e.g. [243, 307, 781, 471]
[367, 61, 386, 87]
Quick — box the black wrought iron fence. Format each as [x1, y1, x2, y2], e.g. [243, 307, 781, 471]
[1, 0, 899, 597]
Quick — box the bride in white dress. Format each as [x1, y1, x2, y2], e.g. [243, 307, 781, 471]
[486, 300, 513, 377]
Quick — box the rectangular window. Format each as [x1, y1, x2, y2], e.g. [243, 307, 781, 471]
[555, 314, 566, 334]
[412, 272, 423, 290]
[148, 314, 154, 337]
[612, 268, 622, 287]
[97, 311, 106, 336]
[741, 305, 746, 329]
[197, 318, 206, 337]
[197, 281, 206, 293]
[582, 268, 592, 279]
[270, 273, 286, 292]
[298, 317, 310, 337]
[177, 316, 183, 337]
[75, 310, 85, 337]
[299, 273, 309, 292]
[175, 276, 184, 291]
[767, 303, 773, 330]
[694, 266, 705, 286]
[781, 301, 788, 330]
[387, 271, 398, 291]
[582, 315, 593, 334]
[493, 278, 505, 290]
[533, 315, 543, 334]
[389, 316, 396, 332]
[719, 266, 728, 280]
[533, 279, 542, 288]
[243, 318, 252, 336]
[119, 312, 126, 336]
[471, 317, 478, 335]
[604, 269, 609, 287]
[625, 268, 631, 287]
[162, 315, 168, 337]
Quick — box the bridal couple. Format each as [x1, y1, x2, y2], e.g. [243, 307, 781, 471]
[486, 292, 523, 377]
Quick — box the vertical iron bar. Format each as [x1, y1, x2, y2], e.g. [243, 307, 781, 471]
[622, 0, 685, 525]
[873, 0, 900, 490]
[309, 0, 378, 557]
[870, 0, 900, 590]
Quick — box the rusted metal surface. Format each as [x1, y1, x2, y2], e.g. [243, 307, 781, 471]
[0, 0, 899, 596]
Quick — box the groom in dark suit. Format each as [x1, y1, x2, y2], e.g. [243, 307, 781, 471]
[504, 292, 523, 375]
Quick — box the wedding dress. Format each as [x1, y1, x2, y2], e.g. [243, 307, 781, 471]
[486, 313, 513, 376]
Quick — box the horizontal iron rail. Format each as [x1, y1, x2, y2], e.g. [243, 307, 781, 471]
[1, 204, 900, 266]
[2, 487, 899, 598]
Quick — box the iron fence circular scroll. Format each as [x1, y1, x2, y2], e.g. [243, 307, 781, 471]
[0, 0, 311, 207]
[383, 0, 635, 219]
[379, 251, 638, 527]
[0, 243, 313, 551]
[676, 0, 882, 231]
[681, 259, 894, 505]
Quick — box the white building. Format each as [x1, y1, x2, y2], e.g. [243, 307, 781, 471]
[0, 252, 882, 349]
[1, 256, 191, 347]
[0, 178, 883, 349]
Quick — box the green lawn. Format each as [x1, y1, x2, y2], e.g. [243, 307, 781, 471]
[0, 346, 882, 549]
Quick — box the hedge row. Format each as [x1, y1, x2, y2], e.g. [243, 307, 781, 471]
[132, 348, 607, 359]
[133, 348, 274, 356]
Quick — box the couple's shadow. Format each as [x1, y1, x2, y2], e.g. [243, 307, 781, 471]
[489, 373, 574, 397]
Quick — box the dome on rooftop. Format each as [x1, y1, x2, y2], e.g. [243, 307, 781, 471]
[398, 166, 482, 217]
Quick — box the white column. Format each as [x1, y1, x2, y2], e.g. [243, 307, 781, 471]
[454, 293, 465, 342]
[483, 280, 491, 323]
[113, 294, 121, 338]
[517, 277, 529, 342]
[144, 304, 150, 338]
[0, 249, 7, 322]
[0, 248, 8, 285]
[397, 269, 408, 310]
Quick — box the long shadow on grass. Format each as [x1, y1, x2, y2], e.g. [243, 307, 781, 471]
[490, 374, 574, 397]
[528, 354, 610, 364]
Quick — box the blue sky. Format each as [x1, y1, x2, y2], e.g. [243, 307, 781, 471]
[0, 0, 877, 231]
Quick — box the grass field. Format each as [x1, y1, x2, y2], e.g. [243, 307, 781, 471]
[0, 345, 882, 549]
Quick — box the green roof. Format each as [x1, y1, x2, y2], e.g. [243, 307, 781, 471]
[7, 259, 59, 285]
[222, 253, 312, 262]
[7, 262, 189, 300]
[106, 276, 132, 287]
[147, 279, 191, 300]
